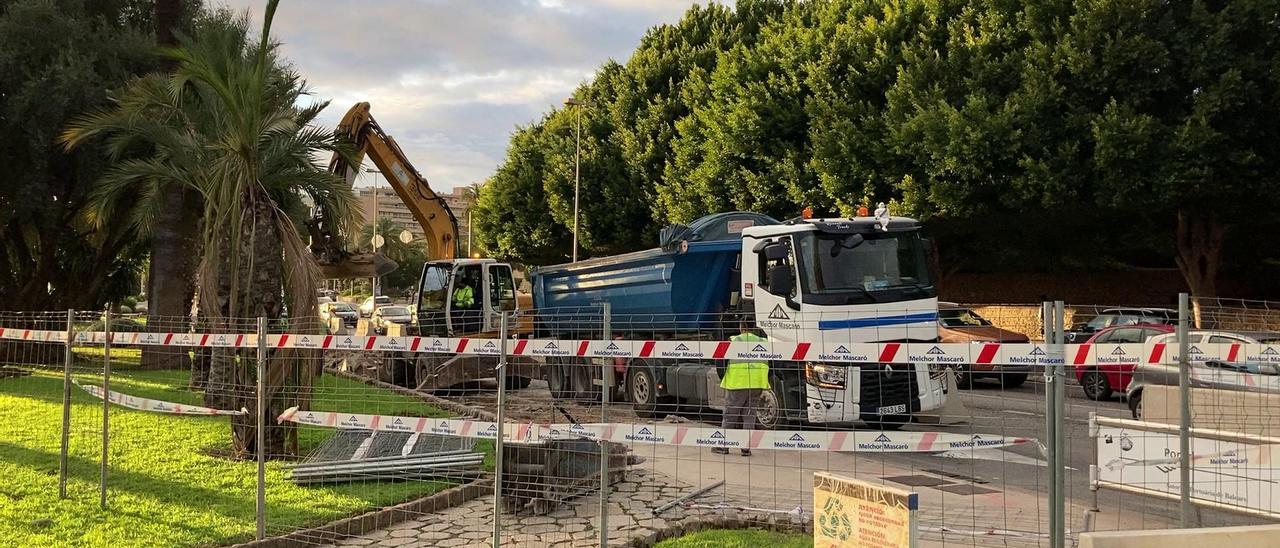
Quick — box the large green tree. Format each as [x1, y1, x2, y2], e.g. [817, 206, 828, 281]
[478, 0, 1280, 298]
[0, 0, 161, 311]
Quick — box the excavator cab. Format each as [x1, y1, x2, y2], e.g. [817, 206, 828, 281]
[415, 259, 518, 337]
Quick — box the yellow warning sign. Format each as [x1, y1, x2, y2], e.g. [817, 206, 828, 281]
[813, 472, 917, 548]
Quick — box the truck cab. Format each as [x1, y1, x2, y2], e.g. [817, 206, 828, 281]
[739, 216, 946, 427]
[414, 258, 519, 336]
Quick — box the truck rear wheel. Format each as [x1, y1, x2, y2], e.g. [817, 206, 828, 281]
[629, 367, 659, 418]
[569, 360, 601, 402]
[547, 359, 573, 399]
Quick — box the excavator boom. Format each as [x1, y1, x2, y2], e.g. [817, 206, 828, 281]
[311, 103, 459, 279]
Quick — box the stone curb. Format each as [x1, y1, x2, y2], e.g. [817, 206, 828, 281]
[226, 480, 490, 548]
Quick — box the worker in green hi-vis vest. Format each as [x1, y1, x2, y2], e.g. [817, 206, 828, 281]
[713, 318, 770, 457]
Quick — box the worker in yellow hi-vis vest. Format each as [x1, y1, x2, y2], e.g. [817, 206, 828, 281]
[713, 319, 770, 456]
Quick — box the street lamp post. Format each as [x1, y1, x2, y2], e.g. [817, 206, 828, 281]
[368, 168, 381, 296]
[563, 97, 595, 263]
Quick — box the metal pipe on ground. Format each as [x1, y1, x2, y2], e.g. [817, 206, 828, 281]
[289, 450, 476, 468]
[290, 455, 485, 475]
[653, 481, 725, 516]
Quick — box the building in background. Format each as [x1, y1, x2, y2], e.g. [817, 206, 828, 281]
[354, 185, 478, 252]
[443, 186, 479, 255]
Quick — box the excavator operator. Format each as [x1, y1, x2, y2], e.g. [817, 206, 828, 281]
[451, 267, 482, 334]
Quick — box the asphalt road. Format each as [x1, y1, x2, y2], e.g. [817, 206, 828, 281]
[893, 376, 1264, 531]
[465, 372, 1264, 531]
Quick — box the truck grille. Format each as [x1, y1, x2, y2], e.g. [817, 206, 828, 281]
[858, 363, 917, 408]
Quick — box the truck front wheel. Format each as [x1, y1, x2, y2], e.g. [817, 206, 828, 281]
[754, 383, 787, 430]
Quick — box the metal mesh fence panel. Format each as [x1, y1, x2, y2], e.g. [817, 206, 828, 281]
[3, 297, 1279, 546]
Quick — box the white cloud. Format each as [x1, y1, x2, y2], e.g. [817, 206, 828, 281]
[218, 0, 707, 190]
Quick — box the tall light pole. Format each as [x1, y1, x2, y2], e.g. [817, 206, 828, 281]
[563, 97, 595, 263]
[368, 168, 381, 296]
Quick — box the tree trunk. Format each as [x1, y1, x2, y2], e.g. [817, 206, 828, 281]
[1173, 209, 1228, 328]
[140, 189, 199, 369]
[206, 189, 288, 458]
[141, 0, 198, 369]
[155, 0, 184, 50]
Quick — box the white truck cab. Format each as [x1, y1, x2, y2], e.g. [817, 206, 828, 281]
[739, 215, 948, 427]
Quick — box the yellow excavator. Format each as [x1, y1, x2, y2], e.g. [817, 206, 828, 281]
[310, 103, 537, 389]
[309, 102, 458, 279]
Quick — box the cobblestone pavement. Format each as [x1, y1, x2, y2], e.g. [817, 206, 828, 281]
[315, 462, 1087, 547]
[318, 468, 807, 548]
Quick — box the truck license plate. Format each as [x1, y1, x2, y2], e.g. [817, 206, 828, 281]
[876, 404, 906, 415]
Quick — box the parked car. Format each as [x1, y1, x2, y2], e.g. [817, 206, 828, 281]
[320, 301, 359, 328]
[1065, 307, 1176, 343]
[371, 305, 413, 334]
[937, 303, 1031, 388]
[359, 295, 392, 317]
[1073, 323, 1176, 400]
[1124, 330, 1276, 419]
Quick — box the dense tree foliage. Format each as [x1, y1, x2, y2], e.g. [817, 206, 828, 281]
[475, 0, 1280, 296]
[0, 0, 165, 309]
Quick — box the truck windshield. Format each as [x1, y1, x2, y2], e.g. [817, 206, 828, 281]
[794, 231, 934, 302]
[418, 263, 450, 313]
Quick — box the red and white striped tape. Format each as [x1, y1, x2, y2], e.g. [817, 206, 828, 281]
[75, 381, 247, 416]
[274, 406, 1033, 453]
[10, 327, 1279, 368]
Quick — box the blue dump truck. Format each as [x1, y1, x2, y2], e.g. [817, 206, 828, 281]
[530, 211, 948, 430]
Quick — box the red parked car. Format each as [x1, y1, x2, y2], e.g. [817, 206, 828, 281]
[1073, 323, 1174, 400]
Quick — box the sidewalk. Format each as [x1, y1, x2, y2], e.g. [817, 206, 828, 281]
[316, 443, 1177, 547]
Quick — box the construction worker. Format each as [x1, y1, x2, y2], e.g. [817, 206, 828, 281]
[713, 319, 770, 456]
[451, 277, 478, 333]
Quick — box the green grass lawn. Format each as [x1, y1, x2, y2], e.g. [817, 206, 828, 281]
[0, 364, 463, 547]
[657, 528, 813, 548]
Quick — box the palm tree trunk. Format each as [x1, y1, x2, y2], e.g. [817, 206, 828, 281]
[141, 0, 198, 370]
[221, 189, 288, 458]
[140, 190, 199, 369]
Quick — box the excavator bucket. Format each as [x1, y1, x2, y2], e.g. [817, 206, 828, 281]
[318, 253, 399, 280]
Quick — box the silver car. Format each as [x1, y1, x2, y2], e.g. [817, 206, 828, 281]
[1125, 330, 1280, 418]
[371, 305, 413, 335]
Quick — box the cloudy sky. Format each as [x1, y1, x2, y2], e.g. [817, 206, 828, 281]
[223, 0, 711, 190]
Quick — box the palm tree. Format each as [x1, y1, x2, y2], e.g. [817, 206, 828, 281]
[62, 1, 357, 457]
[358, 216, 425, 262]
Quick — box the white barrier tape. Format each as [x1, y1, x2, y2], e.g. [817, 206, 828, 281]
[14, 326, 1280, 368]
[275, 407, 1033, 453]
[75, 381, 248, 416]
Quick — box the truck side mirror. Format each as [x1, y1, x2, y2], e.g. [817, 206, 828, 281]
[767, 264, 794, 295]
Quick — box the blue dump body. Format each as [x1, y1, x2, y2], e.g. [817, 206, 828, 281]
[531, 212, 777, 332]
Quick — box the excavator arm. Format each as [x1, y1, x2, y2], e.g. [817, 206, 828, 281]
[310, 102, 459, 279]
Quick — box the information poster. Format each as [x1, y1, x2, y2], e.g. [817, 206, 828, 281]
[1095, 424, 1280, 516]
[814, 472, 918, 547]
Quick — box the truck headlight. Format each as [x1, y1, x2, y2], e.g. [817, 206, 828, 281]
[805, 363, 845, 389]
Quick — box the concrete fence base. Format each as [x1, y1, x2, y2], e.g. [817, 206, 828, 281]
[1080, 524, 1280, 548]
